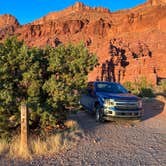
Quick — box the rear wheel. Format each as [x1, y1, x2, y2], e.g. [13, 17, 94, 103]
[95, 105, 104, 122]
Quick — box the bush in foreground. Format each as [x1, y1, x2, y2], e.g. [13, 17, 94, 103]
[0, 37, 98, 138]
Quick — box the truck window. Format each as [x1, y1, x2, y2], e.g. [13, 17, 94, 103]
[96, 82, 128, 94]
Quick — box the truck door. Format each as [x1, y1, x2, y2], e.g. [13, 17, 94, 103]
[80, 82, 96, 112]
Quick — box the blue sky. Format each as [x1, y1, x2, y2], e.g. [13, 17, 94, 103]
[0, 0, 147, 25]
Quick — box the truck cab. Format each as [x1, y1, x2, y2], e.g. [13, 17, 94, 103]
[80, 81, 143, 122]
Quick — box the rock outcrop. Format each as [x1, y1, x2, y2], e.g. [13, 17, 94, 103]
[0, 14, 19, 28]
[72, 2, 110, 13]
[0, 14, 20, 40]
[0, 1, 166, 84]
[149, 0, 166, 6]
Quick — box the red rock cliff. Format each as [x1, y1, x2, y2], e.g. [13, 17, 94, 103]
[0, 1, 166, 84]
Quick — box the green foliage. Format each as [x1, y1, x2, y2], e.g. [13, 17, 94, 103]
[123, 76, 155, 97]
[159, 80, 166, 93]
[123, 81, 134, 92]
[0, 37, 44, 138]
[139, 88, 155, 97]
[0, 37, 98, 138]
[43, 43, 98, 118]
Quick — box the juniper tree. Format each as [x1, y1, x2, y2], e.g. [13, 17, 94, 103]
[0, 37, 46, 138]
[43, 43, 98, 120]
[0, 37, 98, 138]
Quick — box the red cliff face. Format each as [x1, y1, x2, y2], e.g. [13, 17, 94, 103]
[0, 14, 19, 28]
[0, 14, 20, 40]
[0, 1, 166, 84]
[148, 0, 166, 6]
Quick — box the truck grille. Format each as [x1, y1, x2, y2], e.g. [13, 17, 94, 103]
[115, 101, 138, 110]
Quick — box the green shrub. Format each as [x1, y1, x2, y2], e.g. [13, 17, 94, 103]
[123, 76, 155, 97]
[159, 80, 166, 93]
[0, 37, 98, 138]
[123, 81, 134, 92]
[138, 88, 155, 97]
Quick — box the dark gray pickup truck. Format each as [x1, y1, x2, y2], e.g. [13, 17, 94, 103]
[80, 81, 143, 122]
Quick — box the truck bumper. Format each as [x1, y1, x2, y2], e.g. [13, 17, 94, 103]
[103, 109, 144, 119]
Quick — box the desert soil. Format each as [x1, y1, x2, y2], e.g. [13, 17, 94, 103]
[0, 98, 166, 166]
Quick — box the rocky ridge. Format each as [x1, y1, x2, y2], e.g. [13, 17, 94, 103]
[0, 0, 166, 84]
[0, 14, 20, 40]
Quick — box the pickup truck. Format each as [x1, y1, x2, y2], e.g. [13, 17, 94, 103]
[80, 81, 143, 122]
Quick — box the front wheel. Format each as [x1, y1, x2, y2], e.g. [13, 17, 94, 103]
[95, 105, 104, 122]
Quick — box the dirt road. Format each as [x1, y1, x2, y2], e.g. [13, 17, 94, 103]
[1, 98, 166, 166]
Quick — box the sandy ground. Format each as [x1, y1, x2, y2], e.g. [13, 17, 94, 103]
[0, 97, 166, 166]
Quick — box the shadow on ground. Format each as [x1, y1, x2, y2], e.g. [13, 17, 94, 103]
[142, 98, 165, 121]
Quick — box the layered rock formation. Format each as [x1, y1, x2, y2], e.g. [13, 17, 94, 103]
[0, 1, 166, 84]
[149, 0, 166, 6]
[0, 14, 20, 40]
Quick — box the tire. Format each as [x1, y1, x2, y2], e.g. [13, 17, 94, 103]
[95, 105, 104, 122]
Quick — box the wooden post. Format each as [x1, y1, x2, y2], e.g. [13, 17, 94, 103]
[20, 103, 29, 153]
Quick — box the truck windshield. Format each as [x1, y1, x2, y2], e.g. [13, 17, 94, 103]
[96, 82, 128, 94]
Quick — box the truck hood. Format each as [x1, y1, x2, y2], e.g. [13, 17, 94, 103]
[96, 92, 140, 101]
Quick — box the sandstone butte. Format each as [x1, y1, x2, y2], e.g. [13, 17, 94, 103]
[0, 0, 166, 85]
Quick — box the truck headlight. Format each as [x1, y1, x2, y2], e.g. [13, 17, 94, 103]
[104, 99, 115, 107]
[137, 100, 143, 109]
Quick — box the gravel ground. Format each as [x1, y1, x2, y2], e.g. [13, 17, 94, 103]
[1, 99, 166, 166]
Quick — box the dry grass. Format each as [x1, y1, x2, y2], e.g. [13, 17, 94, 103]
[64, 119, 79, 129]
[156, 95, 166, 102]
[0, 120, 83, 159]
[30, 133, 62, 156]
[9, 136, 32, 159]
[0, 140, 9, 155]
